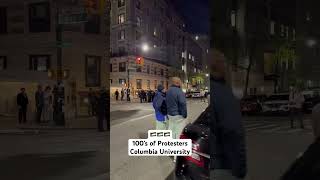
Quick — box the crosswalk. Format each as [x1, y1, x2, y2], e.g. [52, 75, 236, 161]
[244, 119, 313, 134]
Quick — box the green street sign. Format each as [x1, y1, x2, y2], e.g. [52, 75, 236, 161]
[58, 13, 87, 25]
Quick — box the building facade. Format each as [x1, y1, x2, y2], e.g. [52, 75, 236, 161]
[0, 0, 110, 126]
[110, 0, 204, 93]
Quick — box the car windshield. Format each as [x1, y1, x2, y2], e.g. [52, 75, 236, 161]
[266, 95, 289, 101]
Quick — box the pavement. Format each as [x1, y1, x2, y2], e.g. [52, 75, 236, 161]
[0, 130, 108, 180]
[110, 99, 314, 180]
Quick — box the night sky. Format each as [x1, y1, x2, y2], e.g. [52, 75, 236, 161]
[173, 0, 209, 34]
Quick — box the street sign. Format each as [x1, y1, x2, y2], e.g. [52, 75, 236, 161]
[58, 7, 88, 24]
[56, 41, 72, 48]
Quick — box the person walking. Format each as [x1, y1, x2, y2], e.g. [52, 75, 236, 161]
[166, 77, 187, 162]
[96, 87, 108, 132]
[289, 87, 305, 129]
[42, 86, 53, 124]
[88, 88, 96, 116]
[17, 88, 29, 124]
[35, 85, 44, 124]
[120, 88, 124, 101]
[200, 89, 206, 102]
[153, 85, 167, 130]
[127, 88, 131, 102]
[115, 89, 119, 101]
[209, 49, 247, 180]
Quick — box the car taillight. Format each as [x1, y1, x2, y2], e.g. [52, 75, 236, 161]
[180, 133, 205, 168]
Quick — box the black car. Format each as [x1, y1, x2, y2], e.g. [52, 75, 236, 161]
[240, 95, 267, 115]
[175, 107, 210, 180]
[303, 96, 320, 114]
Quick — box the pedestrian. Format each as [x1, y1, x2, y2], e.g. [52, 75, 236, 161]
[166, 77, 187, 162]
[35, 85, 44, 124]
[42, 86, 53, 124]
[289, 87, 305, 129]
[96, 87, 108, 132]
[200, 89, 206, 102]
[281, 103, 320, 180]
[121, 88, 124, 101]
[143, 90, 147, 102]
[147, 90, 152, 102]
[17, 88, 29, 124]
[208, 49, 247, 180]
[115, 89, 119, 101]
[153, 84, 167, 130]
[127, 88, 131, 101]
[88, 88, 96, 116]
[151, 90, 155, 102]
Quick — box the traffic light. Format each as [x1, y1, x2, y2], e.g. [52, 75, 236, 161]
[136, 56, 144, 66]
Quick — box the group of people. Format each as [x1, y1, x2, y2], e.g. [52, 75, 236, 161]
[152, 77, 187, 162]
[138, 89, 155, 103]
[17, 85, 54, 124]
[113, 88, 131, 102]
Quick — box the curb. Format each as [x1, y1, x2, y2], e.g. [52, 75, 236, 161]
[0, 129, 41, 135]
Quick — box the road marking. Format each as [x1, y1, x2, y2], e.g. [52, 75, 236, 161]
[246, 124, 277, 132]
[112, 113, 154, 127]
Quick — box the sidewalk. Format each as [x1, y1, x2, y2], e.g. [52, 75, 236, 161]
[0, 114, 100, 133]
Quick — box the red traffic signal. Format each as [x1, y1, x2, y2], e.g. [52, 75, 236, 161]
[136, 57, 144, 65]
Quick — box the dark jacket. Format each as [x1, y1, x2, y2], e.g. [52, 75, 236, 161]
[17, 93, 29, 108]
[35, 90, 44, 107]
[281, 138, 320, 180]
[210, 78, 247, 178]
[166, 85, 187, 118]
[153, 91, 166, 121]
[97, 91, 108, 115]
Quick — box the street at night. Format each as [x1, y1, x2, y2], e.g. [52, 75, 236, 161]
[110, 99, 313, 180]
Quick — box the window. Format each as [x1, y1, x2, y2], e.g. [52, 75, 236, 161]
[119, 62, 126, 72]
[280, 24, 285, 37]
[160, 69, 164, 76]
[118, 0, 125, 7]
[137, 16, 141, 27]
[153, 27, 157, 36]
[118, 29, 125, 40]
[119, 46, 126, 54]
[270, 21, 275, 35]
[29, 55, 50, 71]
[136, 30, 141, 40]
[154, 67, 157, 75]
[154, 80, 158, 89]
[119, 79, 126, 85]
[110, 63, 113, 72]
[85, 55, 101, 87]
[147, 80, 150, 89]
[0, 56, 7, 70]
[136, 0, 141, 9]
[85, 15, 100, 34]
[231, 10, 236, 27]
[136, 79, 142, 89]
[136, 66, 142, 72]
[0, 7, 7, 34]
[118, 14, 125, 24]
[29, 2, 50, 32]
[147, 65, 150, 74]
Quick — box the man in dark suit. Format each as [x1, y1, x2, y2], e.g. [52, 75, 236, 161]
[17, 88, 29, 124]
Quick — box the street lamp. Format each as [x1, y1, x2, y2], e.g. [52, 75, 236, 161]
[205, 73, 209, 77]
[142, 43, 150, 52]
[306, 38, 317, 47]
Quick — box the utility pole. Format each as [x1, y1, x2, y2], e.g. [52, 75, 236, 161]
[54, 4, 65, 126]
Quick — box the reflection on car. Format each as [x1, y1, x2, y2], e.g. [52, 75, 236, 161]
[175, 107, 210, 180]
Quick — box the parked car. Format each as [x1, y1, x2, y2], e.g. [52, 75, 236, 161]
[175, 106, 210, 180]
[186, 92, 193, 98]
[302, 90, 320, 113]
[262, 93, 290, 114]
[240, 95, 267, 115]
[191, 91, 202, 98]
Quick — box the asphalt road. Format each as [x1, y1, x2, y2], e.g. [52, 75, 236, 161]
[0, 130, 108, 180]
[110, 99, 314, 180]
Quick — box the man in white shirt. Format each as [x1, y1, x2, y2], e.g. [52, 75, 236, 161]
[289, 88, 305, 129]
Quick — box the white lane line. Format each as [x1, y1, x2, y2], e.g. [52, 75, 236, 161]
[112, 113, 154, 127]
[261, 125, 290, 133]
